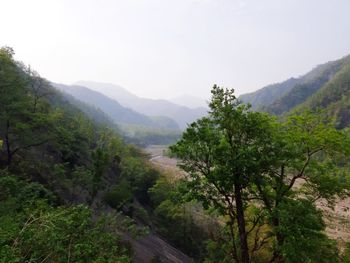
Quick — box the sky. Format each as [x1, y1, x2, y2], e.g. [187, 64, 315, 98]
[1, 0, 350, 100]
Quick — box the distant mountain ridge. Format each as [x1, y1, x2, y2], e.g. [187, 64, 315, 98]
[239, 77, 299, 110]
[239, 54, 350, 128]
[54, 83, 180, 130]
[239, 56, 348, 113]
[75, 81, 208, 129]
[295, 56, 350, 128]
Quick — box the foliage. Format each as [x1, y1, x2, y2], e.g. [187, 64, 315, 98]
[104, 179, 133, 209]
[343, 243, 350, 263]
[149, 175, 211, 260]
[0, 173, 131, 262]
[0, 47, 167, 261]
[0, 47, 53, 166]
[293, 56, 350, 128]
[171, 85, 350, 262]
[277, 198, 340, 263]
[171, 86, 278, 262]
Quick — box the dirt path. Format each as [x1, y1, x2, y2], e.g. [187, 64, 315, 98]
[145, 145, 186, 178]
[118, 145, 194, 263]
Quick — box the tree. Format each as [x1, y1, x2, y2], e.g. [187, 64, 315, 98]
[251, 110, 350, 262]
[171, 86, 350, 262]
[171, 86, 278, 263]
[0, 47, 52, 167]
[25, 67, 53, 113]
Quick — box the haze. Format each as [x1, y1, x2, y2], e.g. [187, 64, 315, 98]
[1, 0, 350, 100]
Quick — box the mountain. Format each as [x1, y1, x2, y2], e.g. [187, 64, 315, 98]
[169, 94, 208, 109]
[54, 83, 180, 130]
[295, 56, 350, 128]
[75, 81, 208, 129]
[240, 54, 350, 128]
[239, 77, 300, 110]
[51, 87, 118, 129]
[240, 56, 348, 113]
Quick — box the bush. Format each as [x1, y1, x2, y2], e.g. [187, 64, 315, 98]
[104, 179, 133, 209]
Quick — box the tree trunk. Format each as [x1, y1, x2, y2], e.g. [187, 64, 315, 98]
[271, 216, 285, 263]
[234, 182, 249, 263]
[228, 214, 240, 263]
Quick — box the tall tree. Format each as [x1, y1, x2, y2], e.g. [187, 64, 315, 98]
[171, 86, 350, 262]
[171, 86, 277, 262]
[0, 47, 52, 167]
[251, 110, 350, 262]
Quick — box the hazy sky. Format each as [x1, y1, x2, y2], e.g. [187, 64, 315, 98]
[1, 0, 350, 100]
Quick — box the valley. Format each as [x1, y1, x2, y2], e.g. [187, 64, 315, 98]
[2, 7, 350, 260]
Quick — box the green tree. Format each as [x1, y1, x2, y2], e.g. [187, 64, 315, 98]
[171, 86, 350, 262]
[251, 110, 350, 262]
[0, 47, 52, 167]
[171, 86, 277, 262]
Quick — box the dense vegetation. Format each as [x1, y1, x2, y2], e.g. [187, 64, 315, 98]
[0, 172, 131, 262]
[171, 86, 350, 262]
[239, 55, 349, 117]
[0, 47, 174, 262]
[239, 77, 300, 110]
[2, 45, 350, 263]
[294, 57, 350, 128]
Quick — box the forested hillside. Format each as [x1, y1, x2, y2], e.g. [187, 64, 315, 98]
[240, 55, 349, 114]
[239, 54, 350, 129]
[239, 77, 299, 110]
[0, 47, 135, 261]
[0, 47, 200, 262]
[294, 57, 350, 128]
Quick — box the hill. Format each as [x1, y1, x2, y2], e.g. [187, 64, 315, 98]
[239, 55, 349, 114]
[75, 81, 208, 129]
[0, 47, 196, 262]
[239, 77, 299, 110]
[54, 83, 179, 130]
[54, 83, 181, 146]
[294, 56, 350, 128]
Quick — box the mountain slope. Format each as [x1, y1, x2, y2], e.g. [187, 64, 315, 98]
[51, 87, 118, 129]
[240, 54, 350, 128]
[240, 56, 348, 113]
[75, 81, 208, 129]
[265, 57, 349, 115]
[54, 83, 179, 130]
[294, 56, 350, 128]
[239, 77, 299, 110]
[0, 47, 195, 262]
